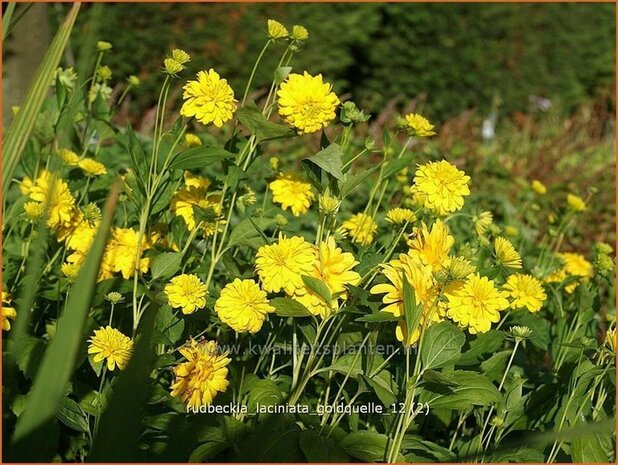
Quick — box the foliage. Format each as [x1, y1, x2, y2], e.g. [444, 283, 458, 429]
[3, 8, 616, 464]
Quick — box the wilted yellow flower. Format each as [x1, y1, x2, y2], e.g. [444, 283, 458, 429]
[165, 274, 208, 315]
[170, 339, 230, 409]
[371, 252, 441, 345]
[412, 160, 470, 215]
[341, 213, 378, 246]
[78, 158, 107, 176]
[215, 279, 274, 333]
[181, 69, 237, 127]
[494, 237, 522, 269]
[28, 170, 76, 231]
[2, 291, 17, 331]
[292, 237, 360, 317]
[318, 193, 341, 216]
[473, 211, 493, 236]
[164, 58, 184, 76]
[531, 180, 547, 195]
[238, 187, 257, 207]
[567, 193, 586, 212]
[291, 25, 309, 41]
[278, 72, 340, 134]
[97, 41, 112, 51]
[386, 207, 416, 226]
[402, 113, 436, 137]
[267, 19, 288, 39]
[269, 172, 315, 216]
[255, 235, 316, 294]
[88, 326, 133, 371]
[58, 148, 80, 166]
[172, 48, 191, 65]
[446, 274, 509, 334]
[504, 274, 546, 313]
[184, 133, 202, 148]
[408, 220, 454, 273]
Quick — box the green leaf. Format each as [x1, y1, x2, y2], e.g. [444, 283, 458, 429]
[89, 300, 157, 461]
[418, 370, 502, 410]
[327, 353, 363, 378]
[300, 430, 349, 462]
[511, 309, 550, 350]
[56, 398, 89, 433]
[420, 322, 465, 370]
[189, 441, 228, 463]
[480, 350, 511, 382]
[154, 305, 185, 345]
[125, 123, 149, 196]
[571, 432, 614, 462]
[382, 153, 415, 179]
[355, 311, 399, 323]
[2, 3, 80, 198]
[236, 103, 295, 142]
[302, 143, 344, 181]
[364, 370, 399, 407]
[270, 298, 313, 317]
[339, 430, 391, 462]
[457, 330, 505, 365]
[301, 275, 332, 304]
[340, 165, 379, 198]
[169, 146, 235, 170]
[227, 217, 276, 248]
[150, 252, 183, 281]
[402, 276, 423, 347]
[11, 184, 118, 460]
[274, 66, 293, 85]
[422, 369, 459, 387]
[246, 379, 283, 413]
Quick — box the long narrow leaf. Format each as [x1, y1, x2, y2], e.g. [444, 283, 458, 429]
[11, 182, 119, 461]
[2, 2, 80, 199]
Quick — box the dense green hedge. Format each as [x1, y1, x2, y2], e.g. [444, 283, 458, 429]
[71, 3, 615, 120]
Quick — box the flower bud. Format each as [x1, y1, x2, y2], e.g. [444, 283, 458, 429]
[267, 19, 288, 39]
[97, 41, 112, 52]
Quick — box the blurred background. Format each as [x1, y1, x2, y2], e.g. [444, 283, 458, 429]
[3, 2, 616, 245]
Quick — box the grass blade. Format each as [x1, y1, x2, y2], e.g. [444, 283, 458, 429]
[2, 2, 80, 199]
[10, 182, 119, 461]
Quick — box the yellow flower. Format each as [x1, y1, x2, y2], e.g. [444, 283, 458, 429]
[28, 170, 76, 230]
[412, 160, 470, 215]
[23, 201, 44, 220]
[494, 237, 522, 269]
[2, 291, 17, 331]
[19, 176, 33, 195]
[170, 339, 230, 410]
[96, 66, 112, 82]
[172, 48, 191, 65]
[58, 148, 80, 166]
[291, 25, 309, 41]
[278, 72, 340, 135]
[165, 274, 208, 315]
[61, 262, 80, 281]
[164, 58, 184, 76]
[269, 172, 315, 216]
[371, 252, 441, 345]
[473, 211, 493, 236]
[128, 75, 140, 86]
[318, 193, 341, 215]
[88, 326, 133, 371]
[171, 184, 223, 235]
[531, 180, 547, 195]
[181, 69, 237, 127]
[403, 113, 436, 137]
[215, 279, 274, 333]
[407, 220, 454, 273]
[341, 213, 378, 246]
[184, 133, 202, 148]
[567, 193, 586, 212]
[183, 171, 211, 189]
[547, 252, 594, 294]
[292, 237, 360, 317]
[504, 274, 546, 313]
[62, 211, 99, 253]
[386, 207, 416, 226]
[78, 158, 107, 176]
[267, 19, 289, 39]
[255, 235, 317, 294]
[100, 228, 150, 280]
[446, 274, 509, 334]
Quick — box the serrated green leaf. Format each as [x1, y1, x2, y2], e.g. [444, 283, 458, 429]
[150, 252, 183, 281]
[421, 322, 465, 370]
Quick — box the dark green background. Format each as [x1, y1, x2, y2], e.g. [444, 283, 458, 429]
[70, 2, 616, 120]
